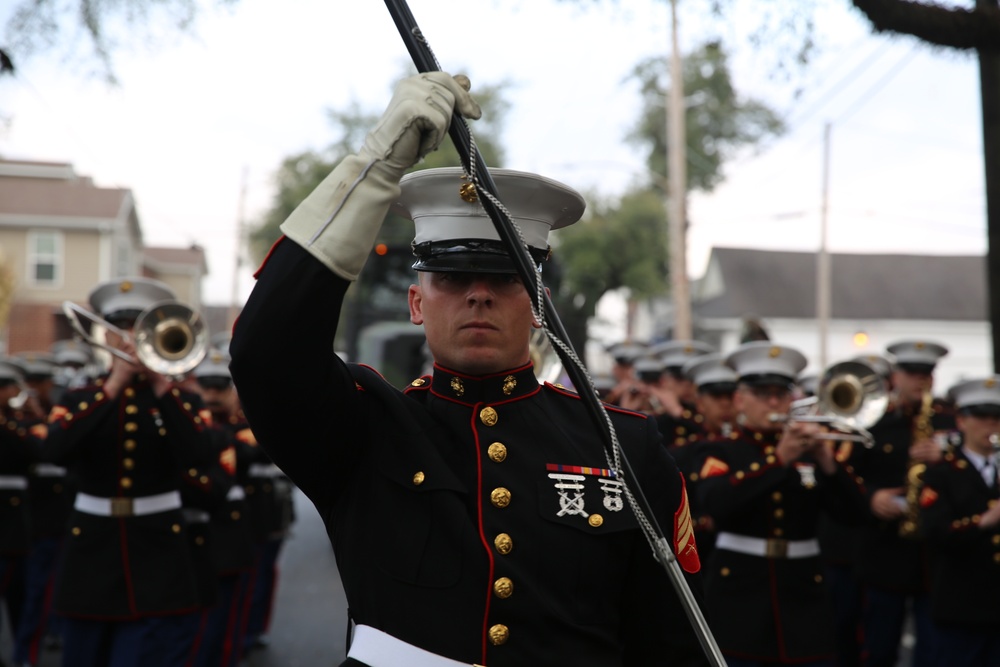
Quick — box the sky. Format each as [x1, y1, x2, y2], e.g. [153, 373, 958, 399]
[0, 0, 987, 308]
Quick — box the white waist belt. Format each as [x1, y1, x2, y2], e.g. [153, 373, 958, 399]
[182, 508, 211, 524]
[33, 464, 67, 478]
[248, 463, 282, 478]
[715, 532, 821, 559]
[0, 475, 28, 490]
[226, 485, 246, 501]
[348, 625, 478, 667]
[75, 491, 182, 518]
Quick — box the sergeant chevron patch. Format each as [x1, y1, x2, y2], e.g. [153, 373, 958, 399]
[673, 477, 700, 573]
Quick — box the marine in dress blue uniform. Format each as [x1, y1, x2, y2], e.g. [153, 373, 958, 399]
[696, 342, 868, 667]
[230, 72, 708, 667]
[919, 376, 1000, 667]
[45, 277, 213, 667]
[853, 341, 955, 667]
[673, 353, 738, 568]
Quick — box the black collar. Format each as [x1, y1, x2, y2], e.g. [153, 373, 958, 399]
[429, 362, 540, 406]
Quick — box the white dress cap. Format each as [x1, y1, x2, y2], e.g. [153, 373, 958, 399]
[886, 340, 948, 369]
[194, 349, 233, 380]
[725, 341, 808, 385]
[683, 353, 738, 389]
[651, 340, 715, 370]
[394, 167, 585, 272]
[948, 376, 1000, 410]
[88, 277, 177, 320]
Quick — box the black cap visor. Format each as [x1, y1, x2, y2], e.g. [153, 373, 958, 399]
[960, 404, 1000, 419]
[739, 373, 795, 389]
[412, 240, 549, 274]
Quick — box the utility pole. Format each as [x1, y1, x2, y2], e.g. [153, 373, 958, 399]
[667, 0, 691, 340]
[817, 123, 832, 369]
[228, 166, 248, 334]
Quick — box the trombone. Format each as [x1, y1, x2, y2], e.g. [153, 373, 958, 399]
[62, 300, 209, 379]
[770, 359, 889, 448]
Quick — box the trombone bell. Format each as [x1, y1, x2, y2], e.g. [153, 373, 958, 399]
[134, 302, 209, 377]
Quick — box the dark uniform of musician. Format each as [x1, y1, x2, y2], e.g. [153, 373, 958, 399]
[230, 72, 708, 667]
[0, 358, 41, 667]
[919, 377, 1000, 667]
[674, 353, 738, 568]
[11, 352, 75, 667]
[816, 353, 893, 667]
[854, 341, 955, 667]
[696, 341, 867, 667]
[45, 277, 212, 667]
[188, 351, 255, 667]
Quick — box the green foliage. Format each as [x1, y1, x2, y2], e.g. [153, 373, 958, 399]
[628, 40, 785, 193]
[554, 189, 669, 319]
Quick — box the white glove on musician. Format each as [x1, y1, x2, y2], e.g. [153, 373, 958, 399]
[281, 72, 481, 281]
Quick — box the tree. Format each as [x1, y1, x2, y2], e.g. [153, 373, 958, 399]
[628, 41, 785, 194]
[552, 39, 783, 340]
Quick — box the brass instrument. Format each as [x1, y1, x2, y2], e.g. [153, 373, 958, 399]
[769, 360, 888, 447]
[62, 300, 209, 379]
[899, 391, 935, 538]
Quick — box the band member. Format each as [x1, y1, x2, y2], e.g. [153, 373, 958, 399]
[919, 377, 1000, 667]
[45, 277, 212, 667]
[230, 72, 708, 666]
[188, 351, 255, 667]
[0, 358, 40, 667]
[854, 341, 954, 667]
[696, 341, 867, 666]
[602, 341, 647, 406]
[675, 353, 739, 566]
[11, 352, 74, 667]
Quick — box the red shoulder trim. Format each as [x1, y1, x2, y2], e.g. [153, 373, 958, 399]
[253, 235, 287, 279]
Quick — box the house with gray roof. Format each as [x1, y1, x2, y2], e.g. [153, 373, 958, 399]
[669, 246, 991, 391]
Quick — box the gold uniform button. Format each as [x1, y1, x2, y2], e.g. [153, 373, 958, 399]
[493, 577, 513, 599]
[158, 428, 167, 436]
[490, 488, 511, 508]
[735, 471, 745, 479]
[124, 388, 135, 398]
[413, 472, 425, 486]
[183, 402, 192, 410]
[750, 462, 760, 471]
[172, 524, 182, 534]
[78, 401, 89, 410]
[480, 407, 498, 426]
[588, 514, 604, 528]
[488, 624, 509, 646]
[774, 509, 784, 519]
[10, 496, 20, 507]
[494, 533, 513, 555]
[189, 468, 198, 477]
[71, 527, 81, 536]
[199, 475, 209, 484]
[720, 567, 731, 577]
[764, 446, 775, 455]
[883, 444, 893, 453]
[123, 458, 135, 470]
[814, 574, 824, 584]
[994, 553, 1000, 564]
[753, 433, 763, 441]
[124, 423, 138, 433]
[992, 535, 1000, 545]
[125, 440, 137, 451]
[125, 405, 138, 414]
[231, 511, 241, 521]
[772, 492, 783, 502]
[195, 536, 205, 546]
[766, 455, 776, 464]
[488, 443, 507, 463]
[95, 392, 105, 401]
[689, 472, 699, 482]
[120, 477, 133, 489]
[773, 528, 784, 537]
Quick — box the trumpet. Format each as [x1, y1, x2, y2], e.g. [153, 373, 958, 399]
[769, 359, 889, 448]
[62, 300, 209, 379]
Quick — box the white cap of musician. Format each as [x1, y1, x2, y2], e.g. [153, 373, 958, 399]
[394, 167, 585, 273]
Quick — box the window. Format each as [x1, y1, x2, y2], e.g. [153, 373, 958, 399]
[27, 231, 63, 287]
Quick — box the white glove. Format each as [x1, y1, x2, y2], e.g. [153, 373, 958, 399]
[281, 72, 481, 281]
